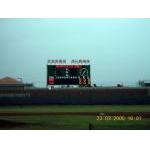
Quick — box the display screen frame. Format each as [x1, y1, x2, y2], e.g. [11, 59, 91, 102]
[47, 65, 91, 86]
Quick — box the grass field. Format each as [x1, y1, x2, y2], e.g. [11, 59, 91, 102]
[0, 105, 150, 130]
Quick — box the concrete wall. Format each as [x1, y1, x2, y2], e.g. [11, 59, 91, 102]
[0, 95, 150, 105]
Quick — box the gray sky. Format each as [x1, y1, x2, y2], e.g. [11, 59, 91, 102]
[0, 18, 150, 87]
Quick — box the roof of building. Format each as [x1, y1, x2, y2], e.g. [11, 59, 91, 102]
[0, 77, 22, 85]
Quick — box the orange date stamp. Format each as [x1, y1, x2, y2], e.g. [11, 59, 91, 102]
[96, 115, 142, 121]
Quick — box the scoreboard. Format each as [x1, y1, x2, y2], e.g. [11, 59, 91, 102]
[47, 65, 91, 86]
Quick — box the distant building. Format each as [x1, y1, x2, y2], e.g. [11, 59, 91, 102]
[0, 76, 34, 91]
[139, 80, 150, 87]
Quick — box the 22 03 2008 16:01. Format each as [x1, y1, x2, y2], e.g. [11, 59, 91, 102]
[96, 115, 142, 121]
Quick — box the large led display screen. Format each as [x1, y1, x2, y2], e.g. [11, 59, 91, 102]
[47, 65, 91, 86]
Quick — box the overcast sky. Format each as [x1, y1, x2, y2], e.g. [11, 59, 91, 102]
[0, 18, 150, 87]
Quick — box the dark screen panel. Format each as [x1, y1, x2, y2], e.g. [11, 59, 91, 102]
[47, 65, 90, 85]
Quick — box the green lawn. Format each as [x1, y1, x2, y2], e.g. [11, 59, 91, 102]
[0, 115, 150, 130]
[0, 105, 150, 130]
[0, 105, 150, 113]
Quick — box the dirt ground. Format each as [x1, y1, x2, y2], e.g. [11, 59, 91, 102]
[0, 111, 150, 118]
